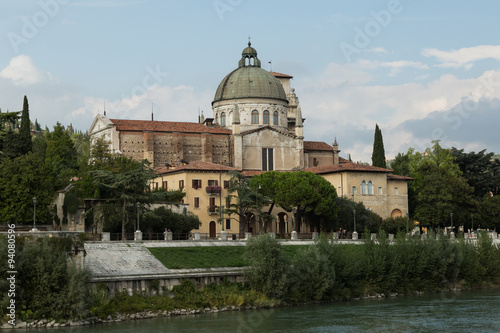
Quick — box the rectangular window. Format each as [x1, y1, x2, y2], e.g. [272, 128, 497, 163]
[394, 187, 398, 195]
[352, 186, 357, 195]
[194, 197, 200, 208]
[262, 148, 274, 171]
[209, 197, 216, 207]
[224, 180, 230, 189]
[378, 187, 382, 195]
[226, 197, 231, 208]
[162, 181, 168, 190]
[192, 179, 202, 189]
[155, 182, 159, 190]
[179, 180, 184, 189]
[208, 179, 218, 186]
[225, 218, 231, 230]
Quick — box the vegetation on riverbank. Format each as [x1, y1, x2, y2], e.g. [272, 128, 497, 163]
[2, 233, 500, 324]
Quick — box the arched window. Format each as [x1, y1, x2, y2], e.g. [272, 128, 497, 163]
[273, 111, 279, 125]
[215, 114, 218, 124]
[251, 110, 259, 124]
[368, 181, 374, 195]
[263, 110, 270, 124]
[361, 181, 367, 195]
[221, 112, 226, 126]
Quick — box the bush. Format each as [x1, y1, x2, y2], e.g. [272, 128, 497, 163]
[243, 234, 289, 299]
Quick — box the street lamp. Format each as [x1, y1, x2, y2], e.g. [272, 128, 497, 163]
[32, 197, 37, 231]
[136, 202, 140, 231]
[450, 212, 453, 233]
[471, 213, 474, 233]
[221, 205, 225, 231]
[353, 209, 356, 233]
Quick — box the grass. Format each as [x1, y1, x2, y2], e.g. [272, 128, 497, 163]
[149, 245, 313, 269]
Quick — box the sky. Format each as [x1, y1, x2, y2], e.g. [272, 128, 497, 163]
[1, 0, 500, 163]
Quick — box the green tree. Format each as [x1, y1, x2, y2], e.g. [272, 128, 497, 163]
[451, 148, 500, 198]
[371, 124, 387, 168]
[224, 171, 261, 237]
[18, 95, 32, 155]
[330, 196, 382, 233]
[252, 171, 338, 232]
[0, 153, 53, 224]
[142, 206, 201, 235]
[45, 122, 78, 190]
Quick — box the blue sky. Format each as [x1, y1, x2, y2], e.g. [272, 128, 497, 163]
[1, 0, 500, 162]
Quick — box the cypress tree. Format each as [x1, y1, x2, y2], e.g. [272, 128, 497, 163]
[371, 124, 387, 168]
[19, 95, 32, 155]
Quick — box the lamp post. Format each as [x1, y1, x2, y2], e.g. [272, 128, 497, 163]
[136, 202, 140, 231]
[221, 205, 225, 231]
[450, 212, 454, 239]
[352, 209, 358, 240]
[471, 213, 474, 233]
[32, 197, 37, 231]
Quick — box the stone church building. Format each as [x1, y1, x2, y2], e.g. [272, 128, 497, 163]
[89, 42, 410, 235]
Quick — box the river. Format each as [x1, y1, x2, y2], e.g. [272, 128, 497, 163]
[50, 288, 500, 332]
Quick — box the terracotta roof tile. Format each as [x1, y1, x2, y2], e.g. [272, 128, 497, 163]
[305, 161, 393, 174]
[109, 119, 232, 135]
[303, 141, 333, 151]
[387, 174, 414, 181]
[155, 161, 239, 175]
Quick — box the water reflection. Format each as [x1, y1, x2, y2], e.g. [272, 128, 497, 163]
[51, 289, 500, 333]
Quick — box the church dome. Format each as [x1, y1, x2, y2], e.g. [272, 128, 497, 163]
[212, 43, 288, 104]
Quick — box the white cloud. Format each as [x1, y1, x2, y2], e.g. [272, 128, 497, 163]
[357, 59, 429, 76]
[297, 61, 500, 161]
[0, 55, 55, 86]
[422, 44, 500, 68]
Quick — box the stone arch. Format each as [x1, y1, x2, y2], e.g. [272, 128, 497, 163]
[277, 212, 288, 234]
[391, 209, 403, 218]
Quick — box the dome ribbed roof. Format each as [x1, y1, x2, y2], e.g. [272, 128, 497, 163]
[212, 43, 287, 104]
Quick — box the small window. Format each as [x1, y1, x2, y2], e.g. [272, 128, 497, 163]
[273, 111, 279, 125]
[155, 182, 159, 190]
[225, 218, 231, 230]
[263, 110, 270, 124]
[162, 181, 168, 190]
[378, 187, 382, 195]
[226, 197, 231, 207]
[209, 197, 216, 207]
[215, 114, 218, 124]
[179, 180, 184, 189]
[208, 180, 218, 186]
[352, 186, 357, 195]
[221, 112, 226, 126]
[394, 187, 398, 195]
[194, 197, 200, 208]
[251, 110, 259, 124]
[224, 180, 230, 189]
[192, 179, 202, 189]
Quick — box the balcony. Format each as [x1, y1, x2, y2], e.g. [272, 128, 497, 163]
[207, 205, 219, 215]
[206, 185, 222, 195]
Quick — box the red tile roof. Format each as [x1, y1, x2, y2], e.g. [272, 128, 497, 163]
[387, 174, 414, 181]
[109, 119, 232, 135]
[270, 71, 293, 79]
[305, 161, 393, 174]
[155, 161, 239, 175]
[304, 141, 333, 151]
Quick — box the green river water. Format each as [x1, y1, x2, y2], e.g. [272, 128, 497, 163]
[48, 288, 500, 332]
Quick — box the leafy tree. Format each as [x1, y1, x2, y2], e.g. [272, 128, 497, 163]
[224, 171, 261, 237]
[0, 153, 53, 224]
[252, 171, 338, 232]
[330, 196, 382, 233]
[451, 148, 500, 198]
[45, 122, 78, 190]
[371, 124, 387, 168]
[142, 206, 201, 235]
